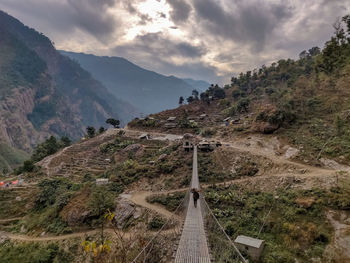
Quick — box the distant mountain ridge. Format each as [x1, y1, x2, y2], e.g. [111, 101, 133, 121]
[0, 10, 138, 171]
[59, 51, 210, 114]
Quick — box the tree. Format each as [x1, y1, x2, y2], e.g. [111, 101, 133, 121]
[179, 96, 184, 105]
[89, 187, 114, 242]
[308, 46, 320, 57]
[200, 92, 210, 105]
[187, 96, 194, 103]
[237, 98, 250, 113]
[106, 118, 120, 128]
[22, 160, 35, 173]
[192, 89, 199, 100]
[212, 85, 225, 99]
[99, 127, 106, 134]
[86, 126, 96, 138]
[60, 136, 71, 147]
[46, 136, 59, 155]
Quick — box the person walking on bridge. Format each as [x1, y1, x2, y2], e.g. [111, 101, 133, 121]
[191, 188, 200, 208]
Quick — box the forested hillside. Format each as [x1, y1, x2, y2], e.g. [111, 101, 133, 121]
[60, 51, 209, 114]
[0, 10, 138, 171]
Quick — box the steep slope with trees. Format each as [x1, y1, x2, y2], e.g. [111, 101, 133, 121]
[60, 51, 209, 114]
[0, 10, 138, 169]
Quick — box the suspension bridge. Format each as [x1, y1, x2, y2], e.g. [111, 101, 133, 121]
[132, 146, 248, 263]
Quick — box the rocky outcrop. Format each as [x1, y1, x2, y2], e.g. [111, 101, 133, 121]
[252, 121, 280, 134]
[0, 88, 40, 152]
[0, 10, 137, 156]
[60, 191, 90, 226]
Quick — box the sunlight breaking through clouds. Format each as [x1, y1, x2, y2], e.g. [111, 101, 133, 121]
[0, 0, 350, 83]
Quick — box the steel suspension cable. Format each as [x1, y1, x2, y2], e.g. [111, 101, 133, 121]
[203, 198, 248, 263]
[130, 190, 189, 263]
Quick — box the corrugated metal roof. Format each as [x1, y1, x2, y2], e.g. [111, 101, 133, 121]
[234, 235, 264, 248]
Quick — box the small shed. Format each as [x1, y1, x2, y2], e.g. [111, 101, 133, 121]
[199, 114, 208, 120]
[139, 133, 150, 140]
[167, 116, 177, 122]
[164, 123, 177, 128]
[96, 178, 109, 185]
[234, 235, 264, 260]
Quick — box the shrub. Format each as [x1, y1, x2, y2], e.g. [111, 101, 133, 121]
[219, 99, 230, 107]
[147, 192, 185, 211]
[88, 187, 115, 219]
[157, 163, 174, 174]
[35, 179, 73, 210]
[232, 89, 241, 98]
[201, 128, 216, 137]
[0, 242, 64, 263]
[237, 98, 250, 113]
[148, 216, 166, 230]
[46, 218, 71, 235]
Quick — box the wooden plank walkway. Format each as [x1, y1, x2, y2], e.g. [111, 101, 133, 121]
[174, 146, 211, 263]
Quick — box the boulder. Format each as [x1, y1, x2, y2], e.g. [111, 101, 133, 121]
[0, 232, 9, 244]
[252, 121, 280, 134]
[122, 144, 143, 154]
[114, 199, 135, 228]
[158, 154, 168, 161]
[284, 147, 299, 159]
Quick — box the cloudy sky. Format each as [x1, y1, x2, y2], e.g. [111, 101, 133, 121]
[0, 0, 349, 83]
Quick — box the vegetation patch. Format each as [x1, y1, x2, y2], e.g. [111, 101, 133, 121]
[204, 180, 350, 262]
[0, 242, 74, 263]
[147, 191, 186, 211]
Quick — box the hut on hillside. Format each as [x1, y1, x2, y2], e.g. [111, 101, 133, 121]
[234, 235, 264, 261]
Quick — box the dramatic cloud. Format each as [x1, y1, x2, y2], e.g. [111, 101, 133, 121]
[192, 0, 293, 51]
[0, 0, 350, 83]
[0, 0, 119, 41]
[167, 0, 192, 23]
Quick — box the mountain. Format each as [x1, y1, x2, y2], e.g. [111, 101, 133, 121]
[182, 78, 209, 92]
[59, 51, 210, 114]
[0, 10, 138, 169]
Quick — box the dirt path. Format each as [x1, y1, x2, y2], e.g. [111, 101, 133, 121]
[6, 229, 109, 242]
[0, 217, 22, 223]
[128, 189, 187, 219]
[5, 225, 179, 242]
[126, 128, 336, 176]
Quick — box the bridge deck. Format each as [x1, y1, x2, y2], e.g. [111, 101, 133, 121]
[174, 147, 211, 263]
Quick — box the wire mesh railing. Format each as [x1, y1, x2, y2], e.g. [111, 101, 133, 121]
[130, 190, 190, 263]
[201, 196, 248, 263]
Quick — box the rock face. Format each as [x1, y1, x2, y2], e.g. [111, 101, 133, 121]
[114, 199, 136, 228]
[284, 147, 299, 159]
[0, 232, 9, 244]
[0, 10, 137, 155]
[60, 191, 90, 226]
[115, 144, 144, 163]
[253, 121, 280, 134]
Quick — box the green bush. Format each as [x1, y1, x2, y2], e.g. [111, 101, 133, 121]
[46, 218, 71, 235]
[148, 216, 166, 230]
[201, 128, 216, 137]
[34, 179, 73, 210]
[237, 98, 250, 113]
[231, 89, 242, 98]
[0, 242, 72, 263]
[147, 192, 185, 211]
